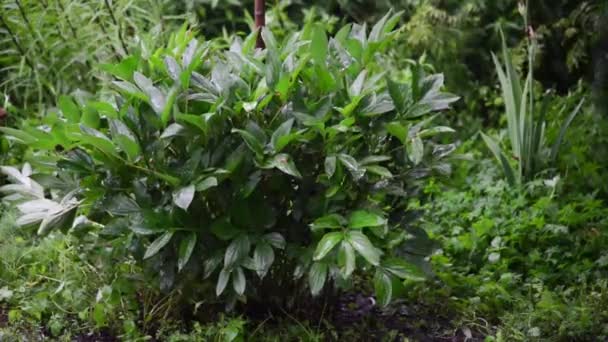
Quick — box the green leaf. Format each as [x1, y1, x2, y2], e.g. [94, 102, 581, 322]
[550, 99, 584, 163]
[310, 214, 346, 232]
[325, 155, 337, 178]
[196, 177, 218, 192]
[81, 107, 100, 128]
[264, 232, 286, 250]
[480, 132, 517, 186]
[386, 78, 406, 114]
[309, 262, 328, 296]
[365, 165, 393, 178]
[348, 210, 387, 229]
[270, 154, 302, 178]
[254, 243, 274, 278]
[346, 231, 381, 266]
[270, 119, 294, 152]
[313, 232, 343, 261]
[418, 126, 456, 138]
[408, 136, 424, 165]
[338, 154, 365, 180]
[59, 95, 80, 123]
[109, 119, 140, 161]
[310, 25, 328, 66]
[232, 129, 264, 157]
[143, 231, 174, 259]
[383, 258, 425, 281]
[232, 266, 246, 295]
[178, 233, 197, 272]
[386, 122, 407, 144]
[173, 185, 195, 211]
[374, 269, 393, 307]
[211, 218, 240, 241]
[216, 268, 231, 296]
[164, 56, 183, 83]
[224, 235, 250, 269]
[337, 241, 356, 278]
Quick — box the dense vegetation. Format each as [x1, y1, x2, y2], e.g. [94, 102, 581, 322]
[0, 0, 606, 341]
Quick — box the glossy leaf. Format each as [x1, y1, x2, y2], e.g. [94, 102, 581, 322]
[313, 232, 343, 261]
[346, 231, 381, 266]
[144, 231, 174, 259]
[309, 262, 328, 296]
[178, 233, 197, 271]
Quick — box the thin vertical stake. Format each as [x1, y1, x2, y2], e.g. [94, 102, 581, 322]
[255, 0, 266, 49]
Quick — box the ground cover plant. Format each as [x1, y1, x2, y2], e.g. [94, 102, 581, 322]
[0, 0, 607, 340]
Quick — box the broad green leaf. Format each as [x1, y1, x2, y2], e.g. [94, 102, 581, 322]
[254, 242, 274, 278]
[313, 232, 343, 261]
[178, 232, 197, 271]
[383, 258, 425, 281]
[374, 269, 393, 307]
[418, 126, 456, 138]
[386, 78, 406, 114]
[210, 218, 240, 241]
[164, 56, 182, 83]
[109, 119, 140, 161]
[386, 122, 407, 144]
[264, 232, 286, 249]
[81, 107, 100, 128]
[232, 266, 246, 295]
[160, 126, 183, 143]
[408, 136, 424, 165]
[348, 210, 387, 229]
[337, 241, 356, 278]
[309, 262, 327, 296]
[359, 155, 391, 165]
[349, 70, 367, 98]
[310, 26, 328, 66]
[270, 119, 294, 152]
[325, 155, 337, 178]
[143, 231, 174, 259]
[59, 96, 80, 123]
[346, 231, 381, 266]
[216, 268, 231, 296]
[270, 154, 302, 178]
[224, 235, 250, 269]
[204, 254, 223, 279]
[79, 125, 119, 158]
[310, 214, 346, 231]
[365, 165, 393, 178]
[196, 177, 218, 192]
[338, 154, 365, 180]
[173, 185, 195, 211]
[232, 129, 264, 157]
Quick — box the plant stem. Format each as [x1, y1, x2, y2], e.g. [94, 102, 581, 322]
[103, 0, 129, 56]
[255, 0, 266, 48]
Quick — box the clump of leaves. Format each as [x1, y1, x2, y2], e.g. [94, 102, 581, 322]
[1, 13, 460, 308]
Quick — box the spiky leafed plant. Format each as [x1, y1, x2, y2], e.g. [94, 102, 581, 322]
[481, 28, 583, 186]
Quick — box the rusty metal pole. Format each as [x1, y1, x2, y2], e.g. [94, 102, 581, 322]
[255, 0, 266, 48]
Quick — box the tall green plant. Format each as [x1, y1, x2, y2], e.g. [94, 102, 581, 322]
[481, 30, 583, 186]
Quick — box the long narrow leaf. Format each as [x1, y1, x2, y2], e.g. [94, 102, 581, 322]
[481, 132, 517, 186]
[550, 99, 584, 163]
